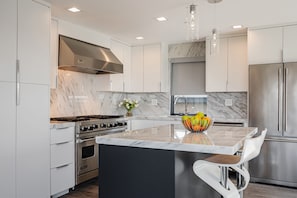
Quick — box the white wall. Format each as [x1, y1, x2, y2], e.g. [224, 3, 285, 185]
[57, 19, 111, 48]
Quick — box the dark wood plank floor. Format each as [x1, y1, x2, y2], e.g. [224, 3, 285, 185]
[62, 178, 297, 198]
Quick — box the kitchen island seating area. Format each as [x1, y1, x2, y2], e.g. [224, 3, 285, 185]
[193, 128, 267, 198]
[96, 124, 258, 198]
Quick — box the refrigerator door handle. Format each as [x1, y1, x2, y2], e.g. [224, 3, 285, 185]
[278, 68, 282, 132]
[284, 68, 288, 132]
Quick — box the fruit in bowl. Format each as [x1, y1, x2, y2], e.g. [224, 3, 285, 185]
[182, 112, 212, 132]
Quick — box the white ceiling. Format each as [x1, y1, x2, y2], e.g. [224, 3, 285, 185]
[45, 0, 297, 45]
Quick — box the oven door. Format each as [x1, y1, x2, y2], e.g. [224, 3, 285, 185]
[77, 137, 98, 176]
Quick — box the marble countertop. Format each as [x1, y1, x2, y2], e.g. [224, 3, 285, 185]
[96, 124, 257, 155]
[50, 121, 75, 129]
[128, 115, 248, 126]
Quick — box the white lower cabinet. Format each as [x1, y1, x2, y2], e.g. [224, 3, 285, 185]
[50, 125, 75, 197]
[16, 84, 50, 198]
[0, 82, 16, 198]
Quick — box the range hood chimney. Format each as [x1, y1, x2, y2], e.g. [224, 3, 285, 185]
[58, 35, 123, 74]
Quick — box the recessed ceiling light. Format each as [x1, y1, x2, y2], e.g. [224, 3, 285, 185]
[68, 7, 80, 13]
[136, 36, 144, 40]
[156, 17, 167, 22]
[233, 25, 243, 29]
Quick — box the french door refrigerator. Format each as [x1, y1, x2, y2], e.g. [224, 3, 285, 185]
[249, 63, 297, 187]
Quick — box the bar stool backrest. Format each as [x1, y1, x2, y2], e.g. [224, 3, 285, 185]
[239, 128, 267, 165]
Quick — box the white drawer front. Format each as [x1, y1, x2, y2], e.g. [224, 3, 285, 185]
[51, 126, 74, 144]
[51, 141, 74, 168]
[51, 163, 75, 196]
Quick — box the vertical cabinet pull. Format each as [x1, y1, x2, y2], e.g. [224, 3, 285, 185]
[278, 68, 282, 132]
[284, 68, 288, 132]
[16, 60, 20, 106]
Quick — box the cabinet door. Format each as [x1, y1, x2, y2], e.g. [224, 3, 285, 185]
[18, 0, 50, 85]
[50, 19, 58, 89]
[283, 25, 297, 62]
[0, 82, 16, 198]
[143, 44, 161, 92]
[131, 46, 144, 92]
[206, 38, 228, 92]
[16, 84, 50, 198]
[0, 0, 17, 82]
[248, 27, 283, 64]
[227, 36, 248, 91]
[110, 40, 125, 92]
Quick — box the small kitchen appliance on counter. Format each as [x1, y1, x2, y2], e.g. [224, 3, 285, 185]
[50, 115, 127, 185]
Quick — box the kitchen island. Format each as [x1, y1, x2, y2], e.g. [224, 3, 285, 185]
[96, 124, 257, 198]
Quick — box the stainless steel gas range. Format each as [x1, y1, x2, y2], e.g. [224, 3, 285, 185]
[51, 115, 127, 185]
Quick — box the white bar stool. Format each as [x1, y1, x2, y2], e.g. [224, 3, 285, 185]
[193, 129, 267, 198]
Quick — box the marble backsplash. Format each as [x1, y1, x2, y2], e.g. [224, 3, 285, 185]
[50, 69, 247, 119]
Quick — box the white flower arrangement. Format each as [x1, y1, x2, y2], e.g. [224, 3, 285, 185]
[118, 98, 139, 112]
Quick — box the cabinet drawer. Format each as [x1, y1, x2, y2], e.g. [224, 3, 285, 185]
[51, 126, 74, 144]
[51, 163, 75, 196]
[51, 141, 74, 168]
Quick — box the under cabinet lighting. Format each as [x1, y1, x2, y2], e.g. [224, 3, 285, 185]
[233, 25, 243, 29]
[136, 36, 144, 40]
[68, 7, 80, 13]
[156, 17, 167, 22]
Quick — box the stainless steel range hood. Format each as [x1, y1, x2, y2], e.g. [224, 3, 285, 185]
[59, 35, 123, 74]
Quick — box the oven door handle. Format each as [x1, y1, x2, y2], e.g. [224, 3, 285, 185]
[77, 137, 95, 143]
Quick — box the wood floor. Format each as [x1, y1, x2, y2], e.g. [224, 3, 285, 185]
[62, 178, 297, 198]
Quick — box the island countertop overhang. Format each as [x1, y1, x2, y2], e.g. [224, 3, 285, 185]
[96, 124, 258, 155]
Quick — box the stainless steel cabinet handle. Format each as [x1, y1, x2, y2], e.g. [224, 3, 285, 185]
[278, 68, 282, 132]
[56, 141, 70, 145]
[16, 59, 20, 106]
[284, 68, 288, 132]
[56, 164, 69, 169]
[77, 137, 95, 143]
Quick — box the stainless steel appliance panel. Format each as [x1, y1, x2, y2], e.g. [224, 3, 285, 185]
[77, 137, 98, 175]
[250, 139, 297, 187]
[284, 62, 297, 138]
[249, 64, 283, 137]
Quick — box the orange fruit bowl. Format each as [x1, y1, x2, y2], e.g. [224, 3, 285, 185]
[182, 119, 213, 133]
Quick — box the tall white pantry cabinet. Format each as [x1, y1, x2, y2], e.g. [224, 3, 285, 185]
[0, 0, 51, 198]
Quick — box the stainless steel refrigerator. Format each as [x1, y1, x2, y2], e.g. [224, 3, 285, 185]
[249, 63, 297, 187]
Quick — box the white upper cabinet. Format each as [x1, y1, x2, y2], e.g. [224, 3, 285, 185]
[18, 0, 50, 85]
[206, 35, 248, 92]
[227, 36, 248, 91]
[0, 0, 17, 82]
[206, 38, 228, 92]
[130, 43, 165, 92]
[130, 46, 144, 92]
[97, 39, 131, 92]
[283, 25, 297, 62]
[143, 44, 161, 92]
[248, 24, 297, 64]
[50, 19, 58, 89]
[248, 27, 283, 64]
[109, 40, 131, 92]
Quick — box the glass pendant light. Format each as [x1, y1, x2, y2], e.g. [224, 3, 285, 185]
[208, 0, 222, 56]
[210, 28, 219, 55]
[186, 4, 199, 41]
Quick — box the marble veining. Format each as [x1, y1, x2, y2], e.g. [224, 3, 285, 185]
[207, 92, 247, 119]
[96, 124, 257, 155]
[168, 41, 205, 59]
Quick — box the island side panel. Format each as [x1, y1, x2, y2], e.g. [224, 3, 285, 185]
[175, 151, 221, 198]
[99, 144, 175, 198]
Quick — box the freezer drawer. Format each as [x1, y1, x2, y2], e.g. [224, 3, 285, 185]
[250, 139, 297, 187]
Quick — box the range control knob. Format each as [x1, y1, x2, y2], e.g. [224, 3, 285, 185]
[117, 122, 123, 126]
[80, 126, 88, 131]
[100, 123, 106, 128]
[92, 124, 98, 129]
[88, 125, 94, 130]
